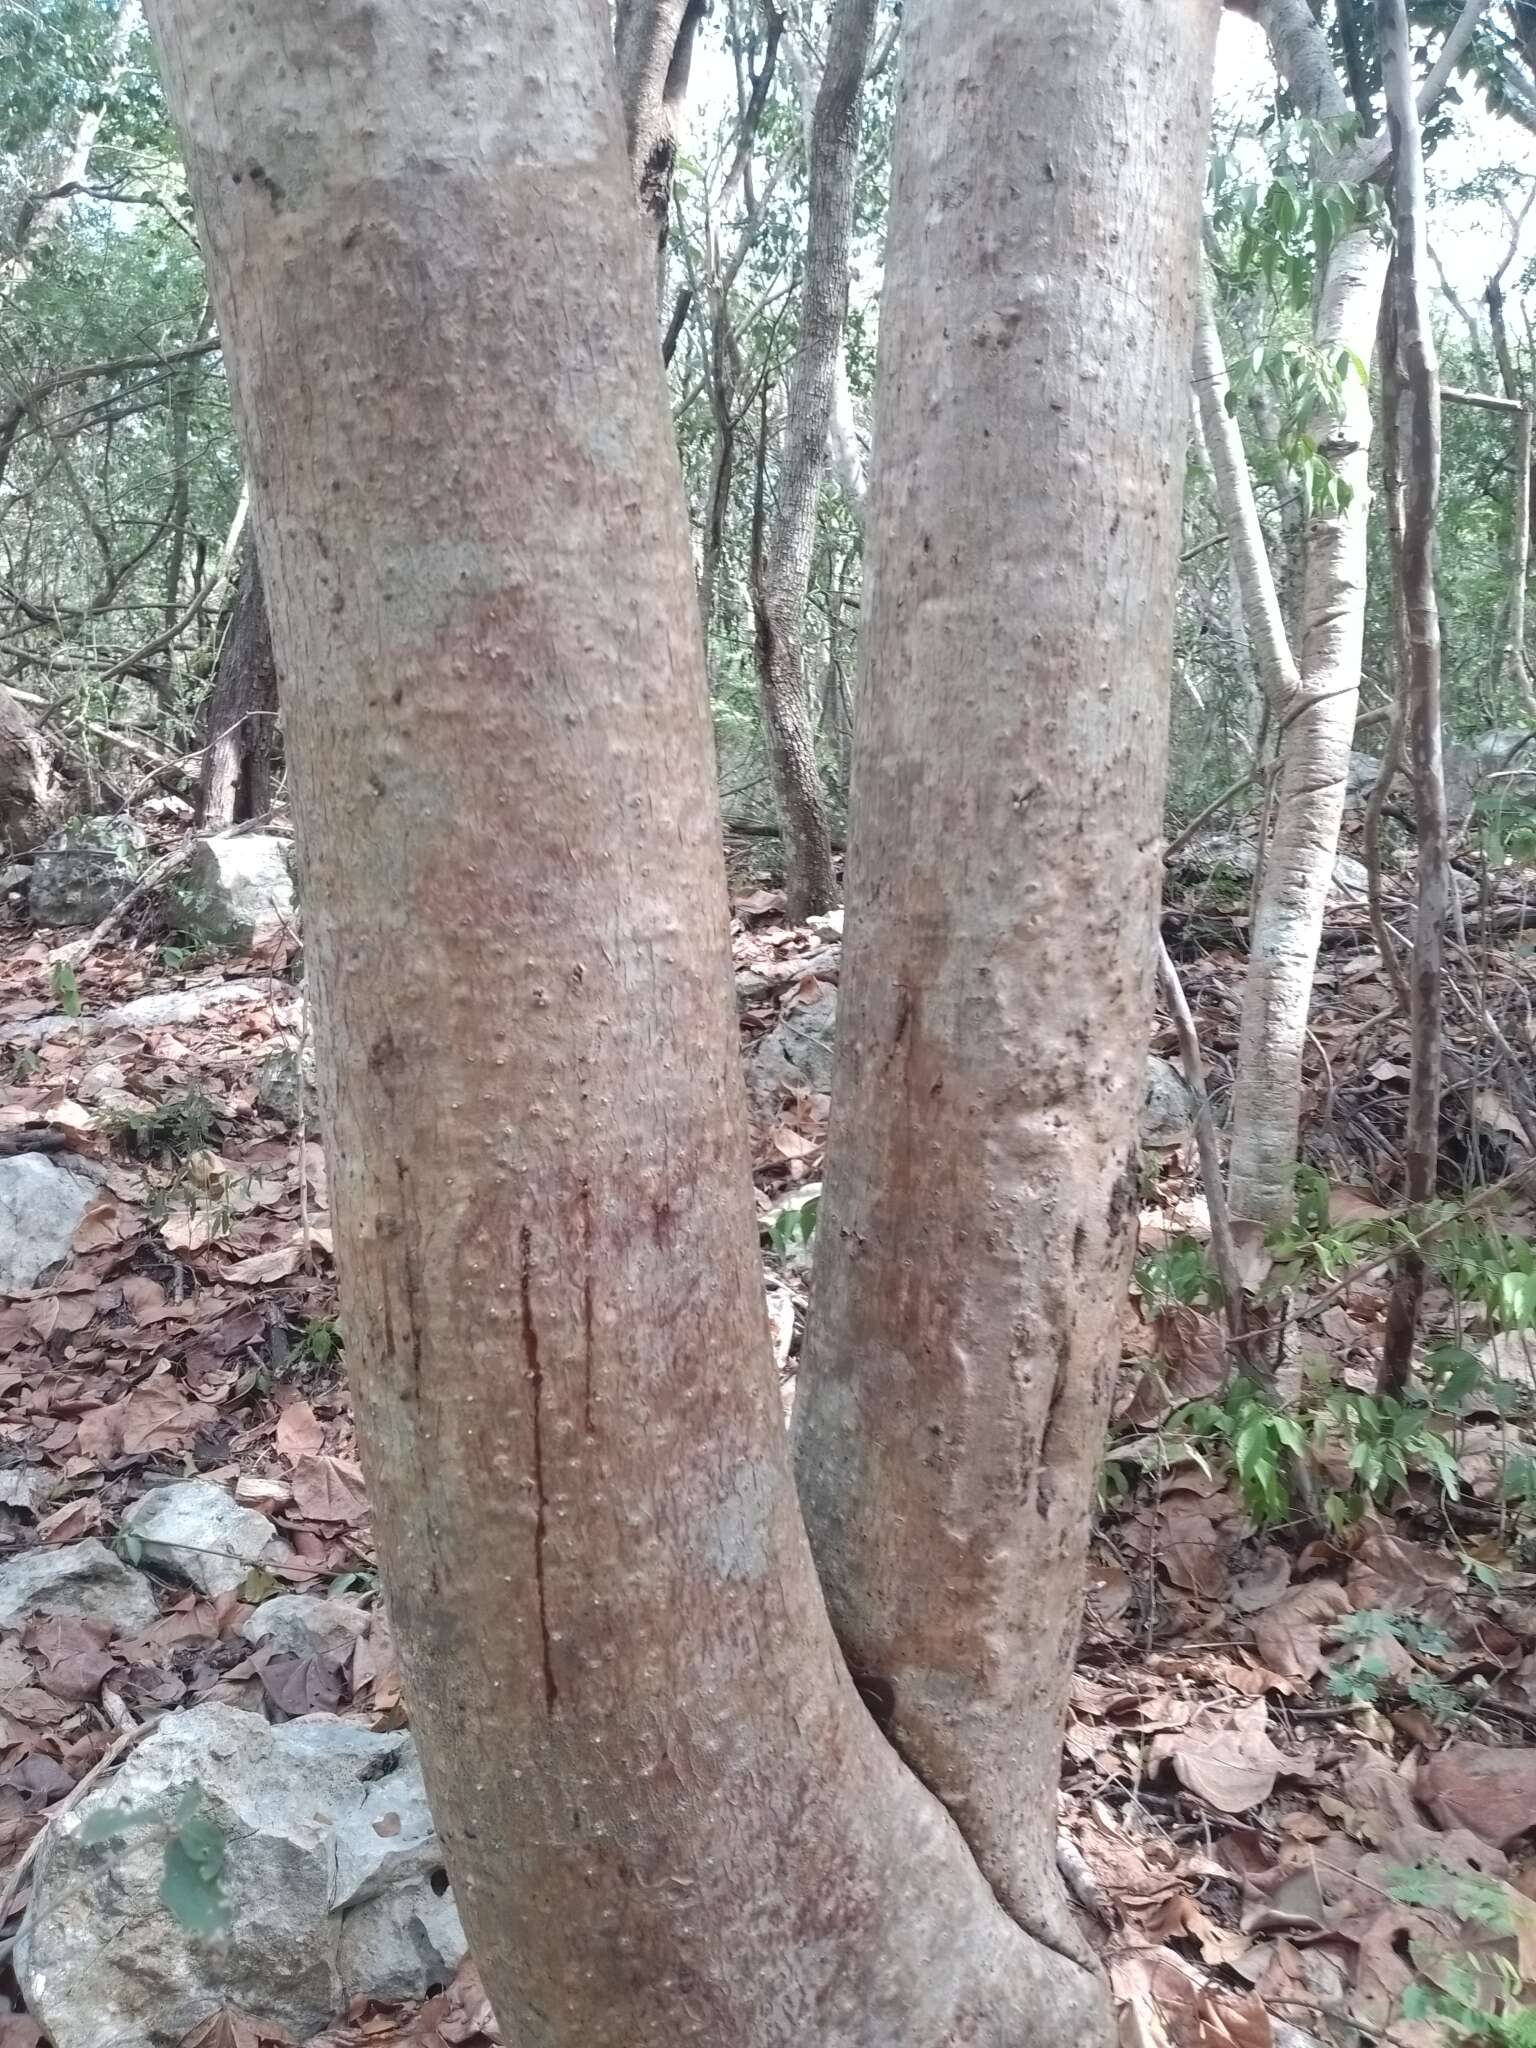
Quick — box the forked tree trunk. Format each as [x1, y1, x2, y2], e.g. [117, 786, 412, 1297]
[793, 0, 1219, 1961]
[751, 0, 880, 920]
[614, 0, 708, 295]
[146, 1, 1175, 2040]
[197, 532, 278, 829]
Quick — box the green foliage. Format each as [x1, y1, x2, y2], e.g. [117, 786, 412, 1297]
[764, 1189, 820, 1260]
[1134, 1236, 1220, 1311]
[79, 1787, 231, 1938]
[1175, 1379, 1307, 1524]
[1403, 1961, 1536, 2046]
[102, 1088, 215, 1161]
[1266, 1166, 1387, 1285]
[294, 1315, 342, 1366]
[49, 960, 81, 1018]
[1433, 1222, 1536, 1334]
[1325, 1389, 1461, 1504]
[1164, 1373, 1466, 1530]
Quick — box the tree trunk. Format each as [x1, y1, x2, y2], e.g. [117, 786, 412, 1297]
[2, 0, 136, 285]
[196, 532, 278, 830]
[1225, 0, 1389, 1235]
[750, 0, 880, 921]
[792, 0, 1219, 1966]
[145, 0, 1155, 2039]
[614, 0, 708, 297]
[1377, 0, 1449, 1394]
[0, 685, 54, 852]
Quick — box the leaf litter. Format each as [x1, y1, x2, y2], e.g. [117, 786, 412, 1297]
[0, 861, 1534, 2042]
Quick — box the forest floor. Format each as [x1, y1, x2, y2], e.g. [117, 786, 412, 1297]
[0, 831, 1533, 2047]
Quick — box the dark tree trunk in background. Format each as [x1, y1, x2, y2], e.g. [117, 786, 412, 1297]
[0, 686, 55, 852]
[1377, 0, 1449, 1394]
[197, 533, 278, 829]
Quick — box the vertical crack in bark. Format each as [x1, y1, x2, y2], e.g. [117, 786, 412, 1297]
[520, 1223, 558, 1714]
[578, 1177, 596, 1438]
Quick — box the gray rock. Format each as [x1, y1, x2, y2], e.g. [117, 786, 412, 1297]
[337, 1883, 466, 2007]
[1141, 1054, 1196, 1149]
[241, 1594, 369, 1661]
[1445, 729, 1536, 816]
[1172, 830, 1369, 908]
[747, 985, 839, 1109]
[121, 1480, 278, 1598]
[1346, 751, 1384, 799]
[0, 979, 270, 1047]
[29, 817, 148, 926]
[0, 1538, 158, 1634]
[329, 1750, 443, 1910]
[17, 1703, 466, 2048]
[255, 1044, 315, 1124]
[0, 1153, 97, 1292]
[168, 835, 296, 951]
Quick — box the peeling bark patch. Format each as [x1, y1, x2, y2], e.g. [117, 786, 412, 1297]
[519, 1224, 558, 1715]
[1035, 1326, 1074, 1520]
[699, 1458, 775, 1581]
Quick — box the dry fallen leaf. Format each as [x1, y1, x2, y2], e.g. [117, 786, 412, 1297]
[1149, 1700, 1310, 1816]
[275, 1400, 325, 1462]
[1420, 1741, 1536, 1848]
[1113, 1947, 1273, 2048]
[1250, 1580, 1352, 1685]
[290, 1454, 369, 1526]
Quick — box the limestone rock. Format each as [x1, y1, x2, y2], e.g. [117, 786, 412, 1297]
[0, 979, 270, 1047]
[29, 816, 148, 926]
[1141, 1054, 1196, 1149]
[0, 1153, 97, 1292]
[1171, 830, 1369, 908]
[240, 1594, 369, 1661]
[255, 1043, 315, 1124]
[17, 1703, 466, 2048]
[747, 985, 839, 1108]
[121, 1480, 278, 1598]
[168, 835, 296, 951]
[0, 1538, 158, 1634]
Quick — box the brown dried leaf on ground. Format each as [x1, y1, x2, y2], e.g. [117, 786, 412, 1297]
[1149, 1699, 1312, 1816]
[1113, 1947, 1273, 2047]
[1419, 1741, 1536, 1848]
[1250, 1581, 1353, 1685]
[290, 1454, 369, 1527]
[179, 2010, 294, 2047]
[275, 1399, 326, 1462]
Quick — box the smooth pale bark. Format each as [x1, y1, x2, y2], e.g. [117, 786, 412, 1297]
[1192, 280, 1301, 717]
[1226, 0, 1390, 1232]
[146, 2, 1107, 2041]
[1378, 0, 1449, 1392]
[1226, 226, 1387, 1231]
[794, 0, 1219, 1962]
[780, 26, 869, 533]
[752, 0, 880, 920]
[2, 0, 135, 285]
